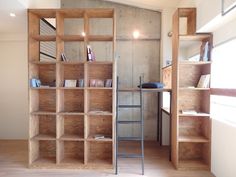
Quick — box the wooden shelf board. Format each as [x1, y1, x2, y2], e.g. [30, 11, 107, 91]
[178, 159, 209, 170]
[32, 134, 56, 140]
[179, 34, 211, 41]
[179, 61, 212, 65]
[60, 61, 85, 65]
[87, 111, 113, 116]
[86, 87, 112, 90]
[30, 35, 56, 41]
[87, 61, 113, 65]
[87, 135, 112, 142]
[60, 157, 84, 165]
[59, 35, 84, 41]
[32, 157, 56, 165]
[31, 111, 57, 115]
[58, 87, 84, 90]
[179, 87, 210, 91]
[58, 112, 85, 116]
[30, 87, 57, 90]
[88, 35, 113, 41]
[86, 9, 114, 18]
[178, 135, 209, 143]
[179, 113, 210, 117]
[60, 134, 84, 141]
[87, 159, 112, 167]
[30, 61, 57, 65]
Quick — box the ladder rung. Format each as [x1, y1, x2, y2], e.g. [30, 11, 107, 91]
[118, 105, 141, 108]
[117, 120, 141, 124]
[117, 153, 143, 158]
[118, 137, 142, 141]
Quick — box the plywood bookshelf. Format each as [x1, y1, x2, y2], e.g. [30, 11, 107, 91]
[28, 9, 116, 169]
[171, 8, 212, 170]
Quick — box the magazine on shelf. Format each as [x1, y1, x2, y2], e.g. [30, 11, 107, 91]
[197, 74, 210, 88]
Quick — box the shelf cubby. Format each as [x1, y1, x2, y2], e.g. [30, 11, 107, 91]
[30, 140, 56, 166]
[178, 142, 210, 170]
[58, 89, 84, 113]
[58, 115, 84, 140]
[87, 89, 112, 113]
[87, 115, 112, 140]
[62, 41, 85, 62]
[59, 63, 84, 87]
[179, 90, 210, 114]
[30, 89, 56, 112]
[179, 116, 210, 142]
[58, 141, 84, 165]
[30, 115, 56, 140]
[89, 18, 113, 36]
[64, 18, 84, 36]
[87, 41, 113, 61]
[179, 64, 211, 88]
[29, 63, 56, 87]
[87, 62, 113, 87]
[87, 141, 112, 165]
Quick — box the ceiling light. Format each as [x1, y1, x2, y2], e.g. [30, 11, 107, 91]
[81, 32, 86, 37]
[10, 13, 16, 17]
[133, 30, 140, 39]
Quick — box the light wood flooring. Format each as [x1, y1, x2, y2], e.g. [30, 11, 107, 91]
[0, 140, 214, 177]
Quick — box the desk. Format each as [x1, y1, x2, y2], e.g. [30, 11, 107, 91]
[119, 88, 172, 161]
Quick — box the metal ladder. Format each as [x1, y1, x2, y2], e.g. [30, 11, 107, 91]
[115, 76, 144, 175]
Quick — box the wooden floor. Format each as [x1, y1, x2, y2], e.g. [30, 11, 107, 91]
[0, 140, 214, 177]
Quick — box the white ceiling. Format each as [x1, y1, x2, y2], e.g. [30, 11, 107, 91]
[0, 0, 27, 35]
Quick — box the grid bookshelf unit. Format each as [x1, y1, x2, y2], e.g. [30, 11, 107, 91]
[28, 9, 116, 169]
[171, 8, 212, 170]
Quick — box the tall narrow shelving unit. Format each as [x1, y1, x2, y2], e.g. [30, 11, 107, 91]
[28, 9, 116, 168]
[171, 8, 212, 170]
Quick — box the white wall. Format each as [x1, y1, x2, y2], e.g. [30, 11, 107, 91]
[0, 0, 60, 139]
[0, 40, 28, 139]
[161, 8, 175, 67]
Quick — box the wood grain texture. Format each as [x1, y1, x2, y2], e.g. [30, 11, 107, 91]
[63, 115, 84, 138]
[62, 90, 84, 112]
[88, 90, 112, 112]
[87, 115, 112, 138]
[162, 65, 172, 89]
[37, 90, 56, 112]
[87, 141, 112, 165]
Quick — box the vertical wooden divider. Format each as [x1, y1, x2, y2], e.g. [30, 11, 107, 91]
[28, 11, 40, 166]
[84, 11, 89, 165]
[112, 9, 116, 166]
[56, 11, 64, 164]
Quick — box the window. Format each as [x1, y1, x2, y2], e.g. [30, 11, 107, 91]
[211, 38, 236, 126]
[211, 39, 236, 89]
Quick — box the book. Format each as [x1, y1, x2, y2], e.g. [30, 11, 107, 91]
[94, 134, 105, 139]
[200, 41, 210, 61]
[30, 78, 41, 88]
[181, 110, 197, 115]
[87, 45, 96, 62]
[61, 53, 68, 62]
[197, 74, 210, 88]
[64, 80, 77, 87]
